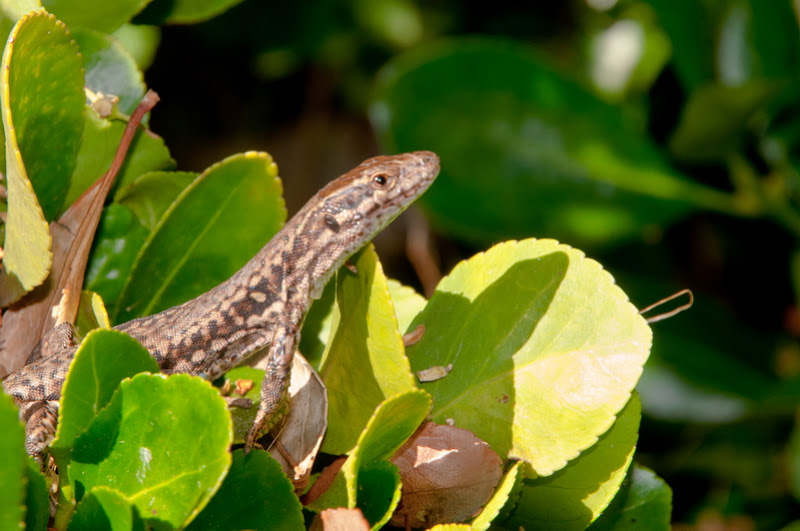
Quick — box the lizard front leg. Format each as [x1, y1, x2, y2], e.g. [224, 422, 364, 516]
[245, 324, 298, 451]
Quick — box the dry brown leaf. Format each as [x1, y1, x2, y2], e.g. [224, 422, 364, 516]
[389, 422, 503, 528]
[250, 350, 327, 490]
[0, 91, 159, 376]
[310, 507, 370, 531]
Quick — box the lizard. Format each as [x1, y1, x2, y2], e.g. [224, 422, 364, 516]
[2, 150, 440, 460]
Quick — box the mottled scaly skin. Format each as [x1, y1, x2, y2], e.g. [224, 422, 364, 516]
[3, 151, 440, 458]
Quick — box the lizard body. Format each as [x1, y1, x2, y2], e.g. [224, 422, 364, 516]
[3, 151, 440, 458]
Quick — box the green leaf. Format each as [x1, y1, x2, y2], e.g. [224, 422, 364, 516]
[65, 108, 175, 210]
[357, 460, 402, 530]
[187, 449, 304, 531]
[69, 487, 145, 531]
[42, 0, 152, 34]
[74, 290, 111, 338]
[309, 389, 431, 511]
[503, 395, 641, 530]
[372, 39, 735, 248]
[320, 245, 417, 454]
[50, 328, 159, 460]
[111, 24, 161, 71]
[470, 461, 523, 531]
[84, 204, 149, 308]
[116, 171, 197, 231]
[641, 0, 715, 89]
[0, 11, 84, 302]
[299, 277, 337, 367]
[136, 0, 246, 24]
[0, 391, 26, 531]
[24, 457, 50, 531]
[387, 279, 427, 333]
[223, 366, 264, 444]
[70, 373, 232, 530]
[406, 239, 651, 476]
[669, 81, 783, 162]
[113, 152, 285, 322]
[588, 464, 672, 530]
[72, 27, 146, 115]
[2, 10, 84, 220]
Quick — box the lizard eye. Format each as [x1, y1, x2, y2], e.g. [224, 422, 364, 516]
[372, 173, 389, 187]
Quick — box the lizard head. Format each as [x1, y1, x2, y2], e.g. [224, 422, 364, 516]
[301, 150, 440, 297]
[317, 150, 439, 237]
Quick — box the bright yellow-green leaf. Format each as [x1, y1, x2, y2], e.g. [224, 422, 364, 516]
[407, 239, 651, 476]
[320, 245, 417, 454]
[0, 11, 84, 303]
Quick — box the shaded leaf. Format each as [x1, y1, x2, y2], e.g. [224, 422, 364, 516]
[669, 81, 783, 162]
[407, 239, 651, 476]
[66, 109, 175, 210]
[187, 449, 304, 531]
[111, 24, 161, 71]
[470, 461, 523, 531]
[588, 464, 672, 531]
[320, 245, 416, 454]
[136, 0, 246, 24]
[74, 290, 111, 338]
[113, 152, 284, 322]
[357, 460, 401, 529]
[72, 27, 146, 115]
[84, 204, 149, 307]
[42, 0, 152, 34]
[0, 391, 26, 531]
[389, 422, 503, 528]
[70, 373, 232, 530]
[116, 171, 197, 231]
[503, 395, 641, 530]
[24, 457, 50, 531]
[69, 486, 145, 531]
[372, 39, 735, 248]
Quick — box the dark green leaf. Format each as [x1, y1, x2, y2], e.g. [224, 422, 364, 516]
[136, 0, 246, 24]
[187, 449, 304, 531]
[69, 487, 145, 531]
[84, 204, 149, 308]
[0, 391, 26, 530]
[24, 457, 49, 531]
[588, 464, 672, 531]
[357, 460, 402, 529]
[373, 39, 733, 248]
